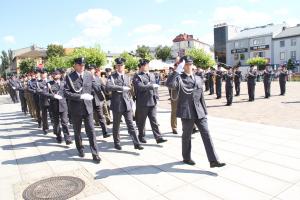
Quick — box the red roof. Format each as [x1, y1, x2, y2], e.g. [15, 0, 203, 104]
[173, 33, 196, 42]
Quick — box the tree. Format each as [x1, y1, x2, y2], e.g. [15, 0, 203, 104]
[186, 48, 215, 69]
[119, 52, 139, 71]
[0, 51, 9, 75]
[19, 58, 35, 74]
[287, 59, 295, 70]
[44, 56, 70, 72]
[155, 45, 172, 61]
[136, 45, 153, 60]
[246, 57, 268, 71]
[46, 44, 65, 58]
[68, 47, 107, 67]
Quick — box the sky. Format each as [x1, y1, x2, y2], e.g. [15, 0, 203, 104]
[0, 0, 299, 53]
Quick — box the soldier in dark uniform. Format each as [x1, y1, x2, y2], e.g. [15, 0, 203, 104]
[28, 70, 42, 127]
[133, 59, 167, 144]
[224, 67, 234, 106]
[247, 65, 257, 102]
[215, 64, 223, 99]
[207, 68, 215, 95]
[36, 69, 50, 134]
[263, 65, 272, 98]
[8, 76, 19, 103]
[64, 57, 101, 163]
[42, 69, 72, 145]
[279, 65, 288, 95]
[16, 75, 28, 115]
[204, 70, 209, 91]
[106, 58, 143, 150]
[86, 64, 111, 138]
[166, 56, 226, 168]
[234, 65, 242, 96]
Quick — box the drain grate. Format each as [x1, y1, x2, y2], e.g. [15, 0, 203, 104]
[22, 176, 85, 200]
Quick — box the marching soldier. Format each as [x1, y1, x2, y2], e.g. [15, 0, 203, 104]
[133, 59, 167, 144]
[8, 76, 19, 103]
[166, 56, 226, 168]
[204, 70, 209, 92]
[106, 57, 143, 150]
[234, 65, 242, 96]
[263, 65, 272, 98]
[106, 58, 144, 150]
[215, 64, 223, 99]
[247, 65, 257, 102]
[16, 75, 28, 115]
[279, 65, 288, 95]
[207, 68, 215, 95]
[43, 70, 72, 145]
[37, 69, 50, 134]
[28, 70, 42, 127]
[64, 57, 101, 163]
[86, 64, 111, 138]
[224, 67, 234, 106]
[25, 73, 35, 118]
[0, 77, 6, 95]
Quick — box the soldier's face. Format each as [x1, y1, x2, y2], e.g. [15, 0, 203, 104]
[116, 64, 125, 73]
[75, 64, 85, 73]
[184, 63, 193, 72]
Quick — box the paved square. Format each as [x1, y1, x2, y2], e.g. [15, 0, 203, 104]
[0, 83, 300, 200]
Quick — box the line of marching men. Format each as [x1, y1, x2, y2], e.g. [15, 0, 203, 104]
[7, 56, 227, 168]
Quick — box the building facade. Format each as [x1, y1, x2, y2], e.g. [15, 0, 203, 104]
[226, 23, 285, 67]
[273, 25, 300, 72]
[172, 33, 214, 58]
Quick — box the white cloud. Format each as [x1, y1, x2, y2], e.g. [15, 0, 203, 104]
[134, 34, 172, 47]
[3, 35, 16, 44]
[65, 8, 122, 47]
[213, 6, 272, 26]
[132, 24, 162, 34]
[273, 8, 288, 16]
[248, 0, 261, 3]
[181, 20, 199, 25]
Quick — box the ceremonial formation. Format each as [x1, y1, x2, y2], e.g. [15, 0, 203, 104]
[1, 55, 289, 167]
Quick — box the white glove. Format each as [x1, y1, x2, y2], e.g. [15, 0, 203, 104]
[175, 60, 185, 73]
[54, 94, 63, 100]
[122, 86, 130, 91]
[152, 84, 160, 88]
[12, 87, 16, 90]
[80, 93, 94, 100]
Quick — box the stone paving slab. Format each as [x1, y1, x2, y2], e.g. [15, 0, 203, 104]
[0, 95, 300, 200]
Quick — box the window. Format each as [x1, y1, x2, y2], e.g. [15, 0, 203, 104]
[234, 41, 239, 48]
[254, 52, 264, 57]
[234, 54, 239, 60]
[280, 52, 285, 60]
[188, 41, 191, 48]
[253, 39, 259, 45]
[280, 40, 285, 47]
[253, 38, 265, 45]
[240, 54, 245, 60]
[291, 39, 297, 46]
[291, 51, 296, 59]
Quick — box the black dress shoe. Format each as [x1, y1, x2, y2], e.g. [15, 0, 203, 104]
[183, 159, 196, 165]
[139, 137, 147, 143]
[56, 137, 63, 144]
[172, 129, 178, 134]
[114, 144, 122, 150]
[103, 133, 111, 138]
[192, 128, 199, 134]
[134, 144, 144, 150]
[156, 138, 167, 144]
[43, 129, 48, 135]
[210, 161, 226, 168]
[92, 154, 101, 164]
[78, 150, 85, 158]
[38, 124, 41, 128]
[65, 140, 73, 145]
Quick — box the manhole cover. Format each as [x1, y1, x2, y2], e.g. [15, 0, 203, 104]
[22, 176, 85, 200]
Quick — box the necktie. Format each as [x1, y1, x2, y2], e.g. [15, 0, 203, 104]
[80, 75, 83, 81]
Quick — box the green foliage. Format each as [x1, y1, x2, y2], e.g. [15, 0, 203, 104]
[46, 44, 65, 58]
[287, 59, 295, 70]
[155, 45, 172, 61]
[68, 47, 107, 67]
[186, 48, 215, 69]
[246, 57, 268, 70]
[136, 45, 153, 60]
[119, 52, 139, 71]
[0, 51, 9, 75]
[19, 58, 35, 74]
[44, 56, 70, 72]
